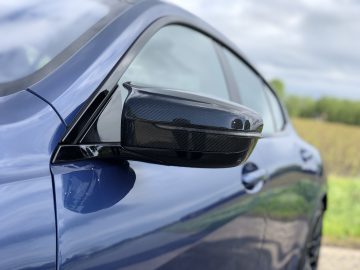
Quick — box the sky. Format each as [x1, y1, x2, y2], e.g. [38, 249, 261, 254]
[167, 0, 360, 100]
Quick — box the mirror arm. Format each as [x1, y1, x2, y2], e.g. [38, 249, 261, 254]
[52, 144, 160, 165]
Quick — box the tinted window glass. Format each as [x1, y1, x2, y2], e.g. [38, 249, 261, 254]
[264, 85, 285, 131]
[0, 0, 109, 83]
[120, 25, 229, 100]
[223, 48, 275, 134]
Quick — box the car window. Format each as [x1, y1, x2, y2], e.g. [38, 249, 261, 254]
[222, 48, 276, 134]
[120, 25, 230, 101]
[264, 84, 285, 131]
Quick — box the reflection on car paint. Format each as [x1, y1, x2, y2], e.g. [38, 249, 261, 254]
[0, 90, 65, 269]
[51, 160, 266, 269]
[61, 161, 136, 214]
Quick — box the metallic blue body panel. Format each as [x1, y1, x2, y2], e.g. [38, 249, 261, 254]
[254, 127, 324, 269]
[0, 90, 65, 269]
[51, 158, 265, 270]
[0, 1, 326, 269]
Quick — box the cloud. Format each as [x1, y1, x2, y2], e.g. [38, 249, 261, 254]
[167, 0, 360, 100]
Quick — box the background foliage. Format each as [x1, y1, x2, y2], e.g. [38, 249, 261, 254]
[293, 118, 360, 177]
[270, 78, 360, 247]
[270, 79, 360, 126]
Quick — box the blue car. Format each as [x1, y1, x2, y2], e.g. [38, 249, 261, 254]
[0, 0, 327, 269]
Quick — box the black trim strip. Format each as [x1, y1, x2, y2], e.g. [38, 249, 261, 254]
[62, 88, 113, 144]
[213, 41, 241, 103]
[49, 166, 59, 270]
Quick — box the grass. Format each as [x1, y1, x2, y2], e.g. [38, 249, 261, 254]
[293, 118, 360, 247]
[292, 118, 360, 177]
[323, 175, 360, 248]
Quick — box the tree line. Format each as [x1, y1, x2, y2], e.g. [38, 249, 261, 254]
[270, 79, 360, 126]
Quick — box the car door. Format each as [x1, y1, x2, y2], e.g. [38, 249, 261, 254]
[51, 25, 267, 270]
[260, 85, 324, 270]
[221, 47, 323, 270]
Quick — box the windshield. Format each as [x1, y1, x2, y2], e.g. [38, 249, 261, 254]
[0, 0, 110, 84]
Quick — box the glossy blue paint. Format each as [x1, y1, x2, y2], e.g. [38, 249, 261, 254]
[51, 160, 265, 270]
[0, 90, 66, 269]
[0, 1, 327, 269]
[253, 126, 324, 269]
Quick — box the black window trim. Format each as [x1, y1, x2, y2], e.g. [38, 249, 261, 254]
[212, 41, 240, 102]
[263, 83, 286, 132]
[62, 15, 289, 144]
[215, 44, 288, 137]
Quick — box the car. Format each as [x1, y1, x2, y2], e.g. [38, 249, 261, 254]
[0, 0, 327, 269]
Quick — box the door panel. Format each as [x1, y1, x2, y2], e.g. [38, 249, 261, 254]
[219, 44, 321, 268]
[255, 132, 321, 270]
[52, 160, 265, 270]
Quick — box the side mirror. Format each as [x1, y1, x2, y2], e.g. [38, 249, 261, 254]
[53, 83, 263, 168]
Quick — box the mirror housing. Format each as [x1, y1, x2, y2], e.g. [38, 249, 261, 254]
[53, 83, 263, 168]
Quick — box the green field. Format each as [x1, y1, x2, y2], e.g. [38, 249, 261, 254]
[293, 118, 360, 177]
[293, 118, 360, 247]
[322, 176, 360, 248]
